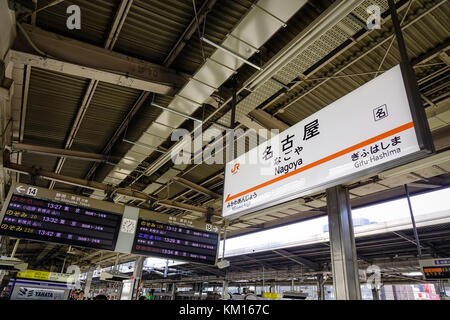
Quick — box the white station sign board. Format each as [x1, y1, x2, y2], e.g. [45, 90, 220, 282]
[223, 65, 431, 219]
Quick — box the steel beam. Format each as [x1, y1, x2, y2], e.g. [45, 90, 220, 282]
[273, 249, 320, 271]
[11, 24, 186, 95]
[163, 0, 217, 67]
[105, 0, 134, 49]
[15, 65, 31, 183]
[238, 115, 275, 140]
[248, 109, 288, 131]
[392, 231, 449, 257]
[156, 199, 219, 216]
[171, 176, 220, 199]
[12, 142, 121, 163]
[3, 161, 156, 202]
[240, 255, 277, 270]
[36, 243, 57, 262]
[49, 1, 135, 189]
[8, 49, 182, 96]
[83, 92, 150, 185]
[439, 52, 450, 67]
[155, 172, 224, 215]
[49, 79, 99, 189]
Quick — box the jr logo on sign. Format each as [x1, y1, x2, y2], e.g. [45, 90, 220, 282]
[231, 163, 240, 175]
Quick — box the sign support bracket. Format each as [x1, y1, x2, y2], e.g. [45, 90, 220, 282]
[404, 184, 422, 258]
[387, 0, 434, 154]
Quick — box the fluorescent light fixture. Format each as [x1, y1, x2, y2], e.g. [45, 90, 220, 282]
[151, 102, 202, 123]
[201, 37, 262, 71]
[123, 138, 166, 153]
[401, 272, 423, 277]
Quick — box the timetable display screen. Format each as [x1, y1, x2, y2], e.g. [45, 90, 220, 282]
[422, 266, 450, 280]
[0, 194, 122, 251]
[131, 218, 219, 265]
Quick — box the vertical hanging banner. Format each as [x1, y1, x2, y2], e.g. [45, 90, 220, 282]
[223, 64, 433, 219]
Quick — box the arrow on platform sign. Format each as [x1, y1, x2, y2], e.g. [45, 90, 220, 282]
[16, 185, 25, 193]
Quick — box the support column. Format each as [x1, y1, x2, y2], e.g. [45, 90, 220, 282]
[317, 274, 325, 300]
[84, 267, 94, 299]
[326, 185, 361, 300]
[438, 281, 447, 299]
[170, 283, 176, 300]
[222, 280, 229, 300]
[113, 253, 119, 272]
[405, 184, 421, 258]
[372, 287, 379, 300]
[10, 239, 20, 258]
[132, 256, 145, 300]
[226, 76, 237, 163]
[163, 259, 169, 278]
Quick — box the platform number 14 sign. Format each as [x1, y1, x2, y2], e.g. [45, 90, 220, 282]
[26, 187, 38, 196]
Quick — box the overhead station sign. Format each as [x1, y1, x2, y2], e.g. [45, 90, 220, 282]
[0, 182, 123, 251]
[131, 209, 220, 265]
[223, 65, 432, 219]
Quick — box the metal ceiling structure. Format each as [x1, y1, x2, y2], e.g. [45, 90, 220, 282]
[0, 0, 449, 284]
[141, 219, 450, 284]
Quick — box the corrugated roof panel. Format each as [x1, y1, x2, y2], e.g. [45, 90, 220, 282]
[55, 158, 93, 192]
[20, 68, 89, 189]
[19, 154, 58, 189]
[171, 0, 254, 74]
[181, 163, 224, 184]
[70, 82, 141, 154]
[114, 0, 195, 63]
[276, 0, 450, 126]
[36, 0, 120, 47]
[23, 68, 89, 148]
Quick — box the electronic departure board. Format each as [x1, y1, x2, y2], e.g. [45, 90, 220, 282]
[422, 267, 450, 280]
[420, 258, 450, 280]
[0, 183, 123, 251]
[131, 217, 219, 265]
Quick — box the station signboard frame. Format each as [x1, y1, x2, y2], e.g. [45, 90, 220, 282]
[222, 63, 434, 219]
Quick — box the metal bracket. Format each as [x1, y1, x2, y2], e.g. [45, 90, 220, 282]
[28, 166, 40, 186]
[205, 207, 214, 223]
[104, 185, 115, 202]
[0, 60, 5, 84]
